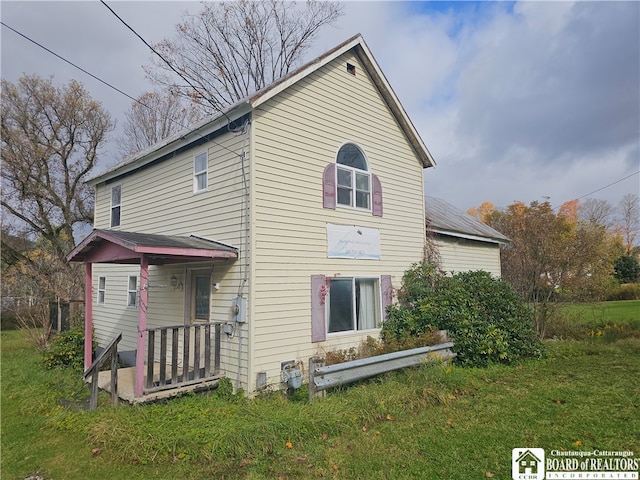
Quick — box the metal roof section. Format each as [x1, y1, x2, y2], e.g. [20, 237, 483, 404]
[67, 229, 238, 265]
[88, 34, 434, 186]
[425, 196, 510, 245]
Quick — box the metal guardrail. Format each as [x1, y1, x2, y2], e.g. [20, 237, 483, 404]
[308, 342, 456, 401]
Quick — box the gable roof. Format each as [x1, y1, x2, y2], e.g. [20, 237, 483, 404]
[426, 196, 509, 245]
[67, 229, 238, 265]
[89, 34, 434, 186]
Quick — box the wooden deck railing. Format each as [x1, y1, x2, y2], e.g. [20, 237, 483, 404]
[144, 322, 222, 394]
[84, 332, 122, 409]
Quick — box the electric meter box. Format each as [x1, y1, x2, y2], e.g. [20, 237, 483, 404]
[232, 297, 247, 323]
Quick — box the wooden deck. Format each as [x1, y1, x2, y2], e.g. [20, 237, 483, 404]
[96, 367, 223, 404]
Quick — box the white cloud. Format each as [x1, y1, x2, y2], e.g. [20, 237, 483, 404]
[2, 1, 638, 212]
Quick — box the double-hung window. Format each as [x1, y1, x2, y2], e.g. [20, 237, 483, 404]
[336, 143, 370, 210]
[193, 151, 208, 192]
[127, 275, 137, 308]
[328, 277, 381, 333]
[98, 277, 106, 304]
[110, 185, 121, 227]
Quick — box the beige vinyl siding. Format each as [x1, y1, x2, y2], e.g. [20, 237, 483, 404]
[249, 51, 426, 390]
[436, 236, 502, 277]
[91, 130, 250, 386]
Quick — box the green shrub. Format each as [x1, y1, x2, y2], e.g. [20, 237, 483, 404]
[42, 326, 89, 371]
[607, 283, 640, 301]
[614, 254, 640, 284]
[382, 262, 543, 367]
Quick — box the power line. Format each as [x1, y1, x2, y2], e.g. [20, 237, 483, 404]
[0, 21, 243, 159]
[574, 170, 640, 201]
[1, 21, 139, 105]
[99, 0, 236, 128]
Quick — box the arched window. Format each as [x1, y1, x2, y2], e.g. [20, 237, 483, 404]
[336, 143, 370, 209]
[322, 143, 383, 216]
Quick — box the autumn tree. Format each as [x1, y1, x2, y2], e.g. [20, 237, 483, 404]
[144, 0, 344, 114]
[467, 201, 495, 223]
[485, 200, 620, 337]
[1, 75, 113, 300]
[120, 90, 202, 157]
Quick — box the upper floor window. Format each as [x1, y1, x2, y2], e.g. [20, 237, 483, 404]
[323, 143, 383, 217]
[336, 144, 370, 210]
[194, 151, 208, 192]
[110, 185, 121, 227]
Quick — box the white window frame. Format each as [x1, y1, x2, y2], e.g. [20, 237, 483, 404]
[127, 275, 138, 308]
[110, 184, 122, 227]
[326, 276, 381, 335]
[335, 143, 371, 211]
[98, 276, 106, 304]
[193, 151, 208, 193]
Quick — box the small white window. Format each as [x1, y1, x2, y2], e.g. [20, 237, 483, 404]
[98, 276, 106, 304]
[110, 185, 122, 227]
[194, 151, 208, 192]
[127, 275, 138, 308]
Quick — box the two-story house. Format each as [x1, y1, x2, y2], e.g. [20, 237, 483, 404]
[68, 34, 435, 400]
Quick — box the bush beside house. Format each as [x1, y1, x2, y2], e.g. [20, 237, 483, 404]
[382, 262, 543, 367]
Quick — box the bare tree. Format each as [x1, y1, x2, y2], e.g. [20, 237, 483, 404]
[616, 193, 639, 252]
[578, 198, 614, 228]
[120, 90, 203, 157]
[144, 0, 344, 114]
[1, 75, 113, 298]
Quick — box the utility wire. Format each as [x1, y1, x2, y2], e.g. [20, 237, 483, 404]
[1, 21, 139, 105]
[1, 21, 243, 159]
[99, 0, 237, 128]
[573, 170, 639, 201]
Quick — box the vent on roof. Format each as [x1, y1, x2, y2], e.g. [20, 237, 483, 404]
[347, 63, 356, 75]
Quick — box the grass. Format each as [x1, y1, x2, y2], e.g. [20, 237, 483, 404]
[2, 301, 640, 479]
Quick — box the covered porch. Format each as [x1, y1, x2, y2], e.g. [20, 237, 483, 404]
[67, 229, 238, 402]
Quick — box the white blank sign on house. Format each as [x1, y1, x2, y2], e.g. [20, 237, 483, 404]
[326, 223, 380, 260]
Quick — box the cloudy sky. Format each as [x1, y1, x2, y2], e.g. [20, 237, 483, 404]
[2, 1, 639, 212]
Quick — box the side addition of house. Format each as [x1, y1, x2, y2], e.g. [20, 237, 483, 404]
[425, 196, 509, 277]
[68, 34, 436, 399]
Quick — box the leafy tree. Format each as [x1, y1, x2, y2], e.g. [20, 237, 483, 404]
[614, 254, 640, 284]
[144, 0, 344, 114]
[467, 201, 495, 223]
[1, 75, 113, 263]
[382, 262, 542, 367]
[484, 200, 620, 336]
[120, 90, 203, 157]
[1, 75, 113, 302]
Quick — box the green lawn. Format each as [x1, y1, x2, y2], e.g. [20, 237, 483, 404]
[2, 302, 640, 479]
[562, 299, 640, 325]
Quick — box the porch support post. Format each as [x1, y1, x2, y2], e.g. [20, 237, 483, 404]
[134, 254, 149, 398]
[84, 263, 93, 370]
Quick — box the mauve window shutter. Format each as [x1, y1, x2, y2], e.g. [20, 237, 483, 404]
[311, 274, 327, 342]
[381, 275, 393, 321]
[372, 173, 383, 217]
[323, 163, 336, 209]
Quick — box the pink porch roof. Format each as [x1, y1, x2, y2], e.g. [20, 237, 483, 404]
[67, 229, 238, 265]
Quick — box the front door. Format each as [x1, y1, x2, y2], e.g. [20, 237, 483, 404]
[193, 273, 211, 323]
